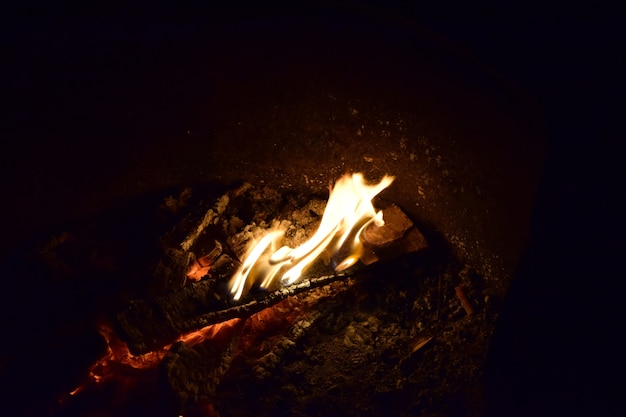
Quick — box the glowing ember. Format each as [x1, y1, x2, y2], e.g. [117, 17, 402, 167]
[229, 173, 394, 300]
[187, 242, 223, 281]
[178, 318, 242, 345]
[187, 253, 217, 281]
[65, 319, 243, 408]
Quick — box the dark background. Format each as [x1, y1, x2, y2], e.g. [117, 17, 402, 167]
[2, 2, 624, 416]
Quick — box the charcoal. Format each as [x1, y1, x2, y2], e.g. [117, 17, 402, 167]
[152, 248, 196, 293]
[116, 279, 231, 355]
[116, 193, 429, 355]
[161, 319, 245, 409]
[117, 272, 350, 355]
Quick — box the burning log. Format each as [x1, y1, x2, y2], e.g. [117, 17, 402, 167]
[116, 205, 427, 355]
[117, 273, 351, 355]
[161, 318, 245, 407]
[115, 175, 428, 355]
[187, 273, 352, 331]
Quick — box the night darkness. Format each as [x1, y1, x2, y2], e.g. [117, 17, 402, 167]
[2, 2, 624, 416]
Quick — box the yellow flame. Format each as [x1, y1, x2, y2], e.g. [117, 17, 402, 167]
[229, 173, 394, 300]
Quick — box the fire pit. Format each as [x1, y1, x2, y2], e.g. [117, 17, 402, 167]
[1, 8, 544, 417]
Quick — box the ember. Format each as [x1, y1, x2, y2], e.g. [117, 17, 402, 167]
[10, 174, 497, 417]
[0, 5, 548, 416]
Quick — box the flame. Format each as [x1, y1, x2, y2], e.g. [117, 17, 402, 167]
[229, 173, 394, 300]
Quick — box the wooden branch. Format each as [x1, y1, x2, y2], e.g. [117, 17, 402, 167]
[116, 204, 428, 355]
[186, 272, 350, 332]
[455, 285, 475, 316]
[116, 272, 350, 355]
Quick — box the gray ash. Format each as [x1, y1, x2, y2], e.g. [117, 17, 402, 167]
[2, 182, 499, 417]
[146, 183, 498, 417]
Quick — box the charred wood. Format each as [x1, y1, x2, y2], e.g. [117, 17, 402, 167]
[151, 184, 250, 294]
[187, 273, 352, 333]
[117, 199, 428, 355]
[116, 273, 350, 355]
[161, 318, 245, 409]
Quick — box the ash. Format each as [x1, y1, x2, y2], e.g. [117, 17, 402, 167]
[6, 182, 500, 417]
[156, 184, 499, 417]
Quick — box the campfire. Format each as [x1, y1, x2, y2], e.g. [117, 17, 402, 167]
[4, 172, 499, 417]
[0, 4, 547, 416]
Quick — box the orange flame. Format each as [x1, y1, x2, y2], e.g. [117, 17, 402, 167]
[229, 173, 394, 300]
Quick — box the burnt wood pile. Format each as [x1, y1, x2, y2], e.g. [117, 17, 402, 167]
[2, 182, 499, 417]
[116, 182, 427, 356]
